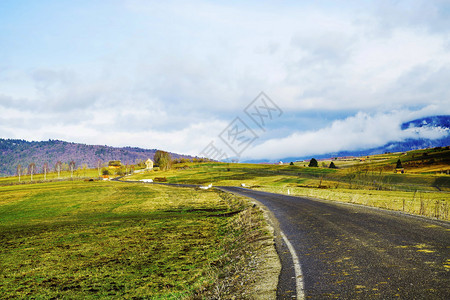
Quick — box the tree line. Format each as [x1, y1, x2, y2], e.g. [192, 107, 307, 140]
[16, 160, 86, 181]
[307, 158, 337, 169]
[14, 150, 214, 182]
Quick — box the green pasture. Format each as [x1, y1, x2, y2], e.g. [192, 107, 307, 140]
[127, 161, 449, 192]
[0, 181, 253, 298]
[127, 160, 450, 220]
[128, 162, 337, 186]
[2, 147, 446, 297]
[0, 168, 102, 185]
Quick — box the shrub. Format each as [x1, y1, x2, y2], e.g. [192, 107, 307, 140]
[153, 177, 167, 182]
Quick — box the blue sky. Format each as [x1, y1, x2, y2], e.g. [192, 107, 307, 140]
[1, 0, 449, 160]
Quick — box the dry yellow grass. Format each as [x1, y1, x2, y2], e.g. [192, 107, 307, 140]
[256, 186, 450, 220]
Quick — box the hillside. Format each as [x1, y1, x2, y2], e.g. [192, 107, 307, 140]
[0, 139, 192, 177]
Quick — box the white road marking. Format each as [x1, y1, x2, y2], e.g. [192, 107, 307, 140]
[280, 231, 305, 299]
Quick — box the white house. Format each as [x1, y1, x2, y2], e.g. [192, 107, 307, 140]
[145, 158, 154, 170]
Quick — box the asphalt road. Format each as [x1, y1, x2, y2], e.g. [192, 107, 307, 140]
[219, 186, 450, 299]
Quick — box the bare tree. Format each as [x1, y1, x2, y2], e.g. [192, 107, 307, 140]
[17, 164, 22, 182]
[29, 163, 36, 181]
[55, 161, 62, 179]
[43, 162, 49, 180]
[69, 160, 76, 178]
[97, 159, 102, 177]
[82, 163, 88, 177]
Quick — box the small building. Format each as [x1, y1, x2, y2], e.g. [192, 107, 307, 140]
[145, 158, 154, 170]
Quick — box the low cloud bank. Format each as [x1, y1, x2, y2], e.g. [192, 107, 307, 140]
[245, 110, 449, 160]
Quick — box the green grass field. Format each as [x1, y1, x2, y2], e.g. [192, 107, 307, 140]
[125, 155, 450, 220]
[0, 168, 103, 185]
[0, 180, 268, 298]
[0, 147, 448, 297]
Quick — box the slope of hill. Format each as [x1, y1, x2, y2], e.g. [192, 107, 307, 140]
[0, 139, 192, 177]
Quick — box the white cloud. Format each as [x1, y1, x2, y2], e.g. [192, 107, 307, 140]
[244, 107, 450, 160]
[0, 1, 449, 159]
[404, 126, 449, 140]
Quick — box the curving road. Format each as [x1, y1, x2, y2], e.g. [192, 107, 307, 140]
[219, 186, 450, 299]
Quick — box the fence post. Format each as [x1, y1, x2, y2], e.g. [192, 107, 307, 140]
[435, 200, 439, 219]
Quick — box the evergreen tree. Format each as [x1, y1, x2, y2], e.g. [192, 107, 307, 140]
[308, 158, 318, 167]
[329, 161, 337, 169]
[396, 159, 403, 169]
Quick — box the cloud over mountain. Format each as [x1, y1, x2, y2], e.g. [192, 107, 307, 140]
[1, 1, 449, 159]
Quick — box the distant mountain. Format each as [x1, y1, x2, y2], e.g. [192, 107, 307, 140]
[246, 115, 450, 163]
[316, 116, 450, 159]
[401, 115, 450, 130]
[0, 139, 193, 176]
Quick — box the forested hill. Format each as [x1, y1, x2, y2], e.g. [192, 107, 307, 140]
[0, 139, 192, 176]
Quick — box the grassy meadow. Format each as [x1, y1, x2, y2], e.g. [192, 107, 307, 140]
[126, 148, 450, 220]
[0, 180, 270, 298]
[0, 168, 103, 185]
[0, 146, 448, 297]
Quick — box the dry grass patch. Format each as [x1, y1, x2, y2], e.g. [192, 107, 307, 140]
[256, 186, 450, 220]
